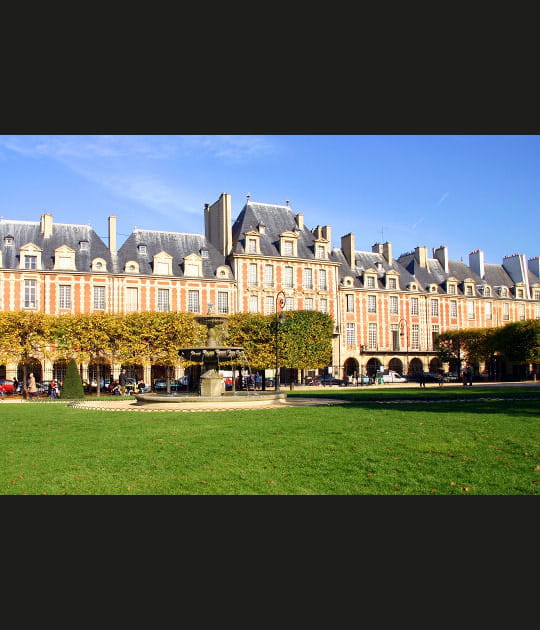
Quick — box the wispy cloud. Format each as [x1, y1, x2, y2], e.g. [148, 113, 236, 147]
[436, 192, 449, 206]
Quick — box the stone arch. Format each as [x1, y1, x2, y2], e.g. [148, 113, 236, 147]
[409, 357, 424, 374]
[344, 357, 359, 377]
[18, 358, 43, 382]
[429, 357, 442, 373]
[366, 357, 381, 378]
[388, 357, 404, 374]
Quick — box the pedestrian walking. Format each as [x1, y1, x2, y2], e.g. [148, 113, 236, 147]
[119, 369, 128, 395]
[27, 372, 38, 399]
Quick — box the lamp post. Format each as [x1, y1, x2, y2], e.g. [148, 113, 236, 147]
[274, 290, 286, 391]
[398, 318, 409, 376]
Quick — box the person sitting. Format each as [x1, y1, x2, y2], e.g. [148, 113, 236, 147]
[111, 381, 121, 395]
[48, 380, 59, 398]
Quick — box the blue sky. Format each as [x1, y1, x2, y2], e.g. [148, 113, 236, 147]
[0, 134, 538, 265]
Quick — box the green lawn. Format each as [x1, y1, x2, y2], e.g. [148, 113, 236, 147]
[1, 386, 538, 495]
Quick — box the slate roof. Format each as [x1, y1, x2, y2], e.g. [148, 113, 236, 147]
[116, 229, 230, 278]
[0, 219, 112, 271]
[231, 201, 319, 259]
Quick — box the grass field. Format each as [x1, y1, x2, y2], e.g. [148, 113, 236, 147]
[0, 385, 538, 495]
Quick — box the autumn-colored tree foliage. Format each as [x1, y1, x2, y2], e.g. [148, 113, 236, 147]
[279, 310, 334, 370]
[0, 311, 55, 393]
[495, 319, 540, 365]
[224, 313, 276, 370]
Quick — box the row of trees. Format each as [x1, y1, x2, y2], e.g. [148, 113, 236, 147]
[0, 310, 334, 392]
[436, 319, 540, 374]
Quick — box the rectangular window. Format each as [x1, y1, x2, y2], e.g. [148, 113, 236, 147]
[283, 266, 294, 288]
[125, 287, 138, 312]
[303, 268, 313, 289]
[93, 286, 105, 310]
[58, 285, 72, 309]
[517, 289, 524, 298]
[466, 285, 473, 296]
[316, 245, 325, 259]
[217, 292, 229, 314]
[187, 290, 199, 313]
[319, 298, 328, 313]
[431, 299, 439, 317]
[368, 323, 377, 350]
[264, 295, 274, 315]
[450, 300, 457, 318]
[24, 279, 37, 308]
[519, 304, 525, 320]
[184, 263, 198, 276]
[534, 290, 540, 300]
[247, 238, 257, 253]
[411, 297, 418, 316]
[467, 300, 475, 319]
[391, 325, 399, 351]
[346, 294, 354, 313]
[248, 295, 258, 313]
[158, 288, 171, 312]
[536, 304, 540, 319]
[503, 302, 509, 320]
[411, 324, 419, 350]
[389, 295, 398, 315]
[368, 295, 377, 313]
[282, 241, 293, 256]
[367, 276, 375, 288]
[157, 261, 171, 275]
[24, 255, 37, 269]
[319, 269, 327, 290]
[284, 297, 294, 311]
[264, 265, 274, 287]
[448, 284, 456, 295]
[346, 322, 356, 346]
[304, 297, 314, 310]
[485, 301, 492, 320]
[388, 277, 397, 289]
[248, 263, 258, 286]
[432, 324, 439, 349]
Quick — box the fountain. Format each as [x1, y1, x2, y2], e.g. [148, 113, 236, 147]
[135, 306, 287, 407]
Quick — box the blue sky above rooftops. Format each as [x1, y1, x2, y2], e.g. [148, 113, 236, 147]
[0, 133, 538, 265]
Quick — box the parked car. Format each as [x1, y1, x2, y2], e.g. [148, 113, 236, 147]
[153, 377, 188, 392]
[0, 378, 15, 394]
[382, 370, 407, 383]
[308, 376, 348, 386]
[407, 372, 439, 383]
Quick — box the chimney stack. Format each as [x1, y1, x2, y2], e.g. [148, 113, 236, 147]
[433, 245, 449, 273]
[341, 233, 355, 268]
[415, 246, 428, 268]
[321, 225, 332, 247]
[382, 241, 393, 265]
[108, 215, 117, 254]
[40, 213, 53, 238]
[469, 249, 485, 279]
[296, 213, 304, 230]
[205, 193, 232, 257]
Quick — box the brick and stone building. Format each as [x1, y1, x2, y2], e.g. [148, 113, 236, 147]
[1, 192, 539, 384]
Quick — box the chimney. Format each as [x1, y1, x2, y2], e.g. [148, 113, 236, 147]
[205, 193, 233, 257]
[321, 225, 332, 246]
[108, 215, 117, 254]
[503, 253, 529, 296]
[296, 213, 304, 230]
[415, 246, 428, 268]
[433, 245, 449, 273]
[382, 241, 393, 265]
[372, 243, 383, 255]
[341, 233, 355, 268]
[528, 256, 540, 278]
[40, 213, 53, 238]
[469, 249, 485, 279]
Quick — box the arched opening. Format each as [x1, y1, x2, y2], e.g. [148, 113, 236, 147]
[366, 357, 381, 378]
[88, 362, 112, 391]
[344, 357, 359, 377]
[0, 364, 6, 379]
[409, 357, 424, 375]
[18, 358, 42, 382]
[429, 357, 442, 374]
[388, 357, 404, 374]
[53, 360, 69, 383]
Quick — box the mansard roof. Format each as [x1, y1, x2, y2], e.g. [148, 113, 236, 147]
[117, 229, 230, 278]
[0, 219, 112, 271]
[231, 201, 317, 258]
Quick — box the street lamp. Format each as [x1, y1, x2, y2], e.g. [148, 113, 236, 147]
[398, 318, 409, 376]
[274, 290, 286, 391]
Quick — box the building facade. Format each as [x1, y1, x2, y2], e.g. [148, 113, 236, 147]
[1, 193, 539, 384]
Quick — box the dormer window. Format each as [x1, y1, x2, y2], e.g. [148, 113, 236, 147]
[408, 282, 418, 291]
[342, 276, 354, 288]
[386, 276, 398, 290]
[366, 275, 376, 289]
[153, 251, 173, 276]
[484, 286, 491, 297]
[316, 244, 326, 259]
[282, 240, 294, 256]
[201, 249, 209, 259]
[516, 288, 524, 299]
[258, 224, 266, 235]
[91, 257, 107, 272]
[183, 253, 202, 277]
[279, 231, 299, 257]
[125, 261, 139, 273]
[429, 284, 438, 293]
[244, 230, 261, 255]
[79, 241, 89, 251]
[4, 234, 14, 245]
[216, 265, 229, 279]
[138, 244, 147, 255]
[19, 243, 43, 270]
